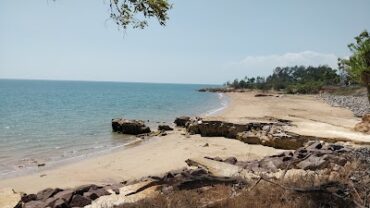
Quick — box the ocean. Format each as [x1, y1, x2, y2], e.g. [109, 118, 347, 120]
[0, 79, 227, 178]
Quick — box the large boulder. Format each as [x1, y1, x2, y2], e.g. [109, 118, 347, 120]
[354, 113, 370, 134]
[112, 118, 151, 135]
[174, 116, 191, 127]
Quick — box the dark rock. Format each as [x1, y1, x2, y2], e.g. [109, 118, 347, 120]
[254, 94, 273, 97]
[202, 143, 209, 147]
[74, 184, 100, 195]
[53, 199, 69, 208]
[83, 188, 111, 200]
[328, 144, 344, 151]
[69, 195, 92, 207]
[112, 118, 151, 135]
[21, 193, 37, 203]
[37, 163, 46, 167]
[158, 125, 174, 131]
[296, 155, 328, 170]
[36, 188, 63, 201]
[174, 116, 191, 127]
[24, 200, 47, 208]
[190, 168, 208, 176]
[52, 189, 74, 203]
[224, 157, 238, 165]
[306, 141, 323, 150]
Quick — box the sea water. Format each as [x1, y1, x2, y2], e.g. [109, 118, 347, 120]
[0, 79, 227, 178]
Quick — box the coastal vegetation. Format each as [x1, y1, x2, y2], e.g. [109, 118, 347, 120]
[225, 65, 340, 94]
[339, 30, 370, 104]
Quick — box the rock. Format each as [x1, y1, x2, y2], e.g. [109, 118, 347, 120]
[158, 125, 173, 131]
[37, 163, 45, 167]
[112, 118, 151, 135]
[21, 194, 37, 203]
[74, 184, 99, 195]
[224, 157, 237, 165]
[186, 120, 249, 138]
[306, 141, 323, 150]
[24, 200, 47, 208]
[202, 143, 209, 147]
[69, 194, 92, 207]
[236, 132, 261, 144]
[354, 113, 370, 134]
[53, 199, 69, 208]
[254, 94, 273, 97]
[83, 188, 111, 200]
[186, 118, 312, 150]
[174, 116, 191, 127]
[52, 189, 74, 203]
[36, 188, 62, 201]
[296, 155, 328, 170]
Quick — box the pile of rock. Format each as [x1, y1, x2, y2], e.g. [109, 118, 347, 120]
[112, 118, 151, 135]
[354, 113, 370, 134]
[318, 94, 369, 117]
[235, 141, 350, 172]
[15, 184, 122, 208]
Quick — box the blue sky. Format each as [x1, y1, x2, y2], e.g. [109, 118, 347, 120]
[1, 0, 370, 84]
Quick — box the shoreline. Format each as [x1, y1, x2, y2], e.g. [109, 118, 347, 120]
[0, 92, 229, 181]
[1, 92, 369, 194]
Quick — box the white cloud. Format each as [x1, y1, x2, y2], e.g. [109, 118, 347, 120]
[230, 51, 339, 78]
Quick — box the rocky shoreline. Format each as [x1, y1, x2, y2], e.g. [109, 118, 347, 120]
[10, 116, 370, 208]
[318, 94, 369, 117]
[14, 139, 369, 208]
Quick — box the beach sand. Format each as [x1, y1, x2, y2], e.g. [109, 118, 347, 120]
[0, 92, 369, 195]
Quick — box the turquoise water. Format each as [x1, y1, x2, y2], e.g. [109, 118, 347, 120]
[0, 79, 227, 177]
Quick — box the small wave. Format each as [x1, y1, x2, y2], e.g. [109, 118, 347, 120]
[204, 93, 229, 116]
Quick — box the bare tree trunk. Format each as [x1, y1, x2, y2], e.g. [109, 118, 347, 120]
[363, 72, 370, 105]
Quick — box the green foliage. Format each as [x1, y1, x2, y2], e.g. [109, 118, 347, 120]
[110, 0, 172, 29]
[226, 65, 340, 94]
[338, 30, 370, 83]
[338, 30, 370, 103]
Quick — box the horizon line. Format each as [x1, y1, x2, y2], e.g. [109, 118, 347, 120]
[0, 77, 221, 86]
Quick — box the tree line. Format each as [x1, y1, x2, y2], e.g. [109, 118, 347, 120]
[225, 65, 340, 94]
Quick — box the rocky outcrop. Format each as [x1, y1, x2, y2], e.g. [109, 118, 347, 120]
[174, 116, 191, 127]
[15, 184, 118, 208]
[184, 117, 314, 150]
[233, 142, 351, 172]
[236, 127, 316, 150]
[112, 118, 151, 135]
[354, 113, 370, 134]
[14, 142, 368, 208]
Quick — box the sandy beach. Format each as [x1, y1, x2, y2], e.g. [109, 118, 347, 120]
[0, 92, 369, 196]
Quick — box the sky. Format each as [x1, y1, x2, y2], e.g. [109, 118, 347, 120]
[1, 0, 370, 84]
